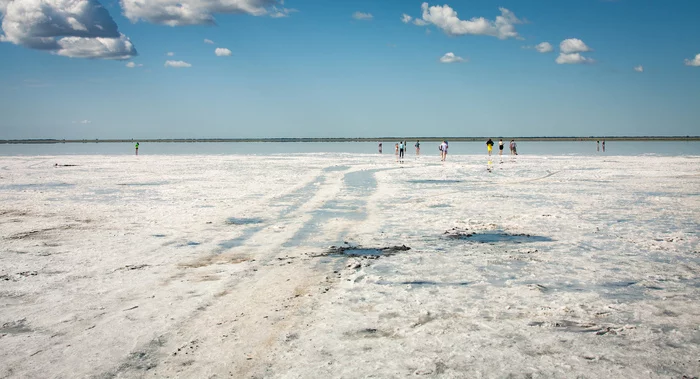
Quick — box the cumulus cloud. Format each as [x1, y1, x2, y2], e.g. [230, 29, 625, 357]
[125, 61, 142, 68]
[269, 6, 296, 18]
[418, 3, 522, 39]
[215, 47, 232, 56]
[439, 52, 465, 63]
[535, 42, 553, 53]
[556, 52, 594, 65]
[164, 60, 192, 68]
[684, 54, 700, 67]
[204, 38, 214, 44]
[0, 0, 136, 59]
[413, 19, 428, 26]
[634, 65, 643, 72]
[560, 38, 591, 54]
[120, 0, 276, 26]
[401, 13, 412, 23]
[352, 11, 373, 20]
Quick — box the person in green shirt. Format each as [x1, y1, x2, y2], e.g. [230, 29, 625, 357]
[135, 142, 139, 155]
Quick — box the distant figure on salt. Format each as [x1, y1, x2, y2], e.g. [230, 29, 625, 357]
[486, 138, 494, 156]
[395, 143, 399, 156]
[498, 138, 504, 156]
[378, 142, 382, 154]
[602, 139, 606, 152]
[597, 140, 600, 152]
[415, 140, 420, 155]
[399, 141, 405, 162]
[510, 140, 518, 155]
[439, 141, 448, 161]
[135, 142, 139, 155]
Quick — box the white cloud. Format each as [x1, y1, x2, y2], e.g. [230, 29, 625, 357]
[269, 6, 296, 18]
[164, 60, 192, 68]
[215, 47, 232, 56]
[413, 19, 428, 26]
[352, 11, 373, 20]
[401, 13, 412, 23]
[167, 52, 174, 56]
[126, 61, 143, 68]
[0, 0, 136, 59]
[120, 0, 275, 26]
[439, 52, 465, 63]
[634, 65, 643, 72]
[418, 3, 522, 39]
[535, 42, 553, 53]
[560, 38, 591, 54]
[684, 54, 700, 67]
[556, 52, 594, 65]
[204, 38, 214, 44]
[73, 119, 92, 124]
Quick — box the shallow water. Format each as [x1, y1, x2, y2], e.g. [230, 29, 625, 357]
[0, 140, 697, 156]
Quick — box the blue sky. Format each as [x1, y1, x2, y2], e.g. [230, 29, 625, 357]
[1, 0, 699, 139]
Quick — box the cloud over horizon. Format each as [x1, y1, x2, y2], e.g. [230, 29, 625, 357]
[120, 0, 276, 26]
[556, 38, 593, 64]
[164, 60, 192, 68]
[0, 0, 136, 59]
[439, 52, 465, 63]
[352, 11, 373, 20]
[417, 3, 522, 39]
[535, 42, 553, 53]
[215, 47, 232, 56]
[685, 54, 700, 67]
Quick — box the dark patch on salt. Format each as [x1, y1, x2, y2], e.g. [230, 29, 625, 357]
[445, 228, 552, 243]
[152, 234, 166, 238]
[326, 245, 410, 257]
[0, 319, 32, 334]
[225, 217, 264, 225]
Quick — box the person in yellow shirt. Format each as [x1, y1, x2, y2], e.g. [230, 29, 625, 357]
[486, 138, 494, 156]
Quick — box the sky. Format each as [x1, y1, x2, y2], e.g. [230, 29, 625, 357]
[0, 0, 699, 139]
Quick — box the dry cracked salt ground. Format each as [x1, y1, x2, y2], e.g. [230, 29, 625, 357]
[0, 153, 698, 378]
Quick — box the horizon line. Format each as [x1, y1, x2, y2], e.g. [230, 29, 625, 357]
[1, 136, 699, 144]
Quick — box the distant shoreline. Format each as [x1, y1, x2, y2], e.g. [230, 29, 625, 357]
[1, 136, 699, 144]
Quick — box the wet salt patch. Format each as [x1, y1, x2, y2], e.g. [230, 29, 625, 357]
[447, 231, 553, 244]
[152, 234, 166, 238]
[1, 182, 75, 190]
[323, 165, 350, 172]
[225, 217, 264, 225]
[407, 179, 462, 184]
[116, 182, 168, 186]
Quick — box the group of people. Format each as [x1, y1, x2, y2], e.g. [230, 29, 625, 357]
[381, 139, 518, 161]
[486, 138, 518, 156]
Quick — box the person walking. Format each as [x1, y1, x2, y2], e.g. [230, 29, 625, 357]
[399, 141, 405, 162]
[439, 140, 448, 161]
[512, 140, 518, 155]
[415, 140, 420, 155]
[135, 142, 139, 155]
[498, 139, 504, 156]
[378, 142, 382, 154]
[486, 138, 494, 156]
[509, 139, 515, 155]
[602, 139, 606, 152]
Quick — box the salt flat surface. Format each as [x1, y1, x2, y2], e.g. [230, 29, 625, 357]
[1, 153, 699, 378]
